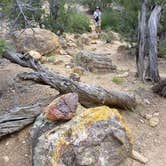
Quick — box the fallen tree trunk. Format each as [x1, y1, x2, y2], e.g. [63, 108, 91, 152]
[0, 96, 56, 139]
[152, 79, 166, 97]
[3, 51, 137, 110]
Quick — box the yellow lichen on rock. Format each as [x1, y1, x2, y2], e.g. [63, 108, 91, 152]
[49, 106, 133, 166]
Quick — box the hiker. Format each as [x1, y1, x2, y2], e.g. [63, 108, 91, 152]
[93, 7, 102, 34]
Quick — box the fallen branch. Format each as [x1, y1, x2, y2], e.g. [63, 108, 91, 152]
[3, 51, 137, 110]
[0, 96, 56, 139]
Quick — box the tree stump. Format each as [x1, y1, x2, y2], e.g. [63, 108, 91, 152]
[74, 50, 116, 73]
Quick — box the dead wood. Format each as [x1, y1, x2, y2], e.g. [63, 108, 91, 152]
[3, 50, 137, 110]
[0, 96, 56, 139]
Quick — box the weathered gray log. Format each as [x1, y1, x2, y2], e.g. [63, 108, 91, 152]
[74, 50, 116, 73]
[0, 96, 56, 139]
[136, 0, 148, 81]
[145, 1, 166, 82]
[3, 50, 137, 110]
[152, 79, 166, 97]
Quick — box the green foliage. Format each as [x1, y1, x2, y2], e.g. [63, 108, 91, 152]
[66, 8, 91, 33]
[0, 39, 8, 57]
[101, 0, 141, 42]
[159, 39, 166, 59]
[99, 27, 113, 43]
[80, 0, 112, 12]
[112, 77, 124, 84]
[44, 6, 91, 34]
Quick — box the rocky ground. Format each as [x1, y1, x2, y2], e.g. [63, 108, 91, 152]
[0, 24, 166, 165]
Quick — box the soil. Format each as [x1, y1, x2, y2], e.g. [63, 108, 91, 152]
[0, 21, 166, 166]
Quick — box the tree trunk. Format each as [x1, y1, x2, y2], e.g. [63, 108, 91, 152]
[0, 96, 56, 139]
[136, 0, 148, 81]
[145, 5, 162, 82]
[3, 51, 137, 110]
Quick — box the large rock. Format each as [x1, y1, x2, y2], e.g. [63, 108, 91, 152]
[74, 50, 116, 73]
[12, 28, 61, 55]
[33, 106, 133, 166]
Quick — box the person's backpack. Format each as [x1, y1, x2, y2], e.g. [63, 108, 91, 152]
[95, 16, 99, 22]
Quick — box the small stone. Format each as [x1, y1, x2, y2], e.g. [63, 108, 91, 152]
[145, 114, 153, 120]
[153, 112, 159, 117]
[149, 117, 159, 127]
[53, 60, 64, 65]
[91, 40, 97, 44]
[3, 156, 9, 162]
[117, 72, 129, 78]
[5, 141, 9, 146]
[65, 65, 71, 69]
[144, 99, 151, 105]
[22, 140, 26, 144]
[72, 66, 85, 76]
[140, 119, 145, 124]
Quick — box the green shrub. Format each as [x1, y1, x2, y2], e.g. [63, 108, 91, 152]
[99, 27, 114, 43]
[112, 77, 124, 84]
[66, 8, 91, 33]
[43, 6, 91, 34]
[0, 39, 7, 57]
[159, 39, 166, 59]
[101, 5, 139, 42]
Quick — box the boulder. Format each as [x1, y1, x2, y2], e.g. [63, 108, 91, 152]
[27, 50, 42, 60]
[12, 28, 61, 55]
[74, 50, 116, 73]
[44, 93, 78, 121]
[33, 106, 133, 166]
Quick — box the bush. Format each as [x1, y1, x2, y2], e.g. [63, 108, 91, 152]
[101, 9, 136, 41]
[99, 28, 114, 43]
[66, 8, 91, 33]
[0, 39, 7, 57]
[112, 77, 124, 85]
[159, 39, 166, 59]
[43, 6, 91, 34]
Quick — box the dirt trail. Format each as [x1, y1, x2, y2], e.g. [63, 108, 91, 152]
[0, 16, 166, 166]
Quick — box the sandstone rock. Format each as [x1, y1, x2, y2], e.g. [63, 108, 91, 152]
[12, 28, 61, 55]
[33, 106, 133, 166]
[27, 50, 42, 60]
[91, 40, 97, 44]
[117, 72, 129, 78]
[72, 66, 85, 76]
[74, 50, 116, 73]
[145, 114, 153, 120]
[77, 33, 90, 47]
[44, 93, 78, 121]
[149, 117, 159, 127]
